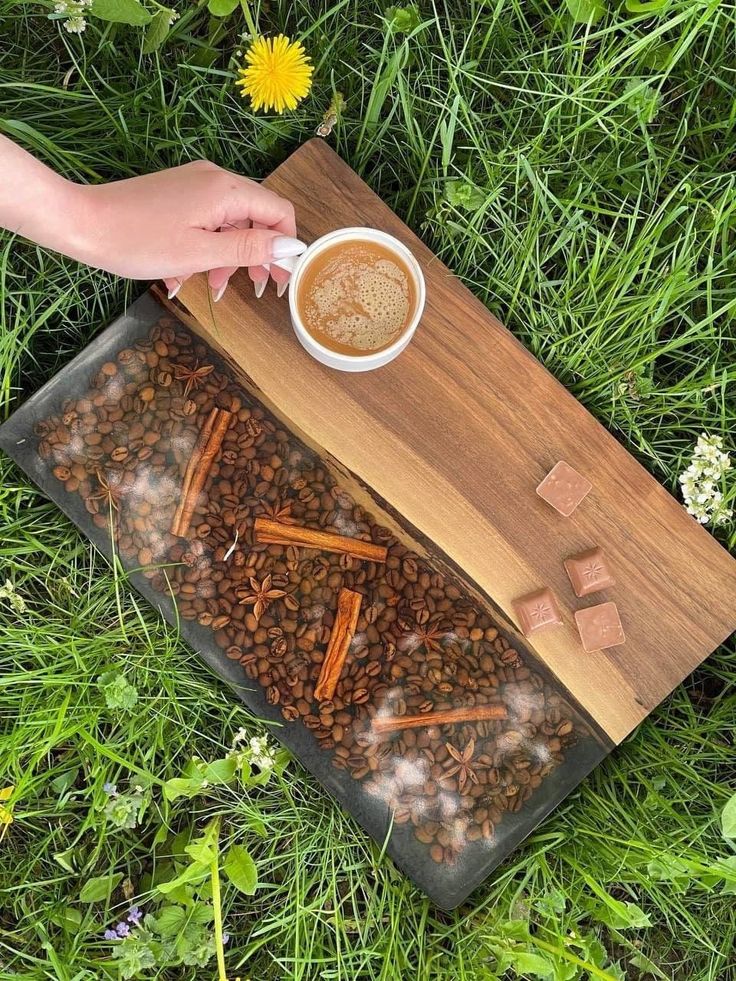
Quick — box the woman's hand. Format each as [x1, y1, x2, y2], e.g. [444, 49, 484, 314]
[74, 160, 305, 300]
[0, 136, 303, 301]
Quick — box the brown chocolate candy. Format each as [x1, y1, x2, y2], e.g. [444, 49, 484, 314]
[564, 546, 614, 597]
[574, 602, 625, 652]
[536, 461, 591, 517]
[513, 587, 563, 636]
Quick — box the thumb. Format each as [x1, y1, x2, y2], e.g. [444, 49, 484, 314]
[197, 228, 305, 271]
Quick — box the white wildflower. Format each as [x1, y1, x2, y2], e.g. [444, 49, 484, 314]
[64, 20, 86, 36]
[249, 734, 275, 770]
[0, 580, 27, 615]
[229, 730, 276, 769]
[679, 434, 732, 527]
[52, 0, 91, 33]
[231, 727, 248, 748]
[168, 8, 179, 23]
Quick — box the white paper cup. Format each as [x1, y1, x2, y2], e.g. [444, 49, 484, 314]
[287, 227, 426, 372]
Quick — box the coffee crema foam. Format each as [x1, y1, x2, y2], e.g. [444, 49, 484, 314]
[297, 240, 416, 355]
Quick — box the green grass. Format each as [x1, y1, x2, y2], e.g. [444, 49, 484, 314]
[1, 1, 735, 978]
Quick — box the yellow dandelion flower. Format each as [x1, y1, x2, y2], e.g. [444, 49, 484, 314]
[236, 35, 313, 114]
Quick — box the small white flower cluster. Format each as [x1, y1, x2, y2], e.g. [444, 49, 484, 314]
[248, 734, 276, 770]
[168, 8, 179, 24]
[230, 728, 276, 770]
[0, 579, 26, 615]
[231, 727, 249, 747]
[54, 0, 92, 34]
[679, 434, 733, 526]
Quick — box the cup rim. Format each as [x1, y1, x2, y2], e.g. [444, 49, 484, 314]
[288, 226, 426, 365]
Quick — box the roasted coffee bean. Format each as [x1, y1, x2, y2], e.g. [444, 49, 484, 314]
[364, 604, 378, 624]
[271, 637, 288, 656]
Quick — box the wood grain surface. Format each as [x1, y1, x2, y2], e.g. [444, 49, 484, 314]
[176, 138, 736, 744]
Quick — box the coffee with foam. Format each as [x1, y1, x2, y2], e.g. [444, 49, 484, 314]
[296, 240, 416, 356]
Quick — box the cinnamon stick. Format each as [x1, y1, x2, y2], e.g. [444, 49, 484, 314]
[171, 407, 219, 535]
[254, 517, 388, 563]
[372, 704, 508, 734]
[173, 408, 233, 537]
[314, 587, 362, 702]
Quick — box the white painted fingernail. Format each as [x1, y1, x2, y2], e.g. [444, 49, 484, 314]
[212, 284, 226, 303]
[254, 278, 267, 299]
[272, 236, 307, 259]
[168, 283, 181, 299]
[271, 256, 296, 274]
[277, 278, 289, 298]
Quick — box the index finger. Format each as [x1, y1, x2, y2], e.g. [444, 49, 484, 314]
[219, 175, 297, 237]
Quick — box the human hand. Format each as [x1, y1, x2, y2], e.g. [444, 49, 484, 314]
[70, 159, 304, 300]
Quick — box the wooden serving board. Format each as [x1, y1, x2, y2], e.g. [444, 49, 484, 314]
[176, 138, 736, 745]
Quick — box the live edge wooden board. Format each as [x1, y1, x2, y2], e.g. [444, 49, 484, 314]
[176, 138, 736, 746]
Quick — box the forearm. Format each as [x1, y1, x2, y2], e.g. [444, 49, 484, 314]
[0, 135, 88, 259]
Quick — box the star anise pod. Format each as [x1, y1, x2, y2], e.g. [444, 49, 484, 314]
[90, 470, 124, 512]
[259, 497, 298, 524]
[397, 620, 446, 656]
[416, 622, 445, 655]
[445, 738, 480, 792]
[236, 574, 286, 622]
[172, 360, 214, 397]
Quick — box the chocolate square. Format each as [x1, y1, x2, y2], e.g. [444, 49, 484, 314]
[564, 547, 615, 597]
[536, 461, 592, 517]
[513, 587, 563, 636]
[574, 602, 625, 652]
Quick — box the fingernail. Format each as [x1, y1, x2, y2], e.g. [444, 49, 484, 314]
[168, 283, 181, 300]
[277, 278, 289, 298]
[212, 284, 226, 303]
[254, 278, 267, 299]
[272, 236, 307, 259]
